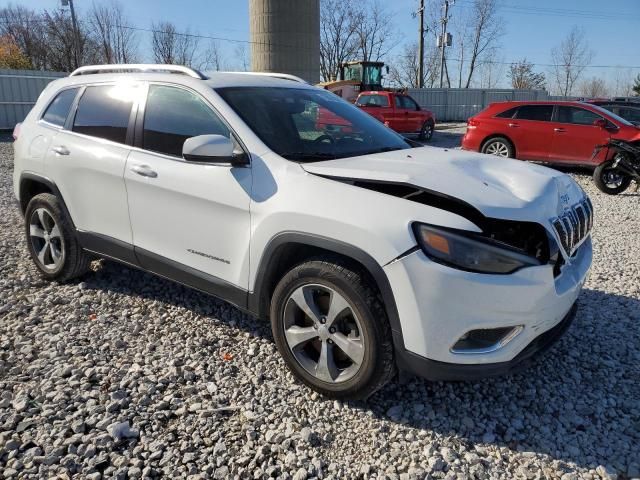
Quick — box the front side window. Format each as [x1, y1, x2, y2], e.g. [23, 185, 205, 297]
[217, 87, 410, 162]
[557, 106, 602, 126]
[515, 105, 553, 122]
[143, 85, 230, 157]
[356, 95, 389, 107]
[72, 85, 136, 143]
[42, 88, 79, 127]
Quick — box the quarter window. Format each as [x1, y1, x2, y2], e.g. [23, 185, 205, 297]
[515, 105, 553, 122]
[42, 88, 79, 127]
[143, 85, 230, 157]
[557, 106, 602, 126]
[72, 85, 136, 144]
[496, 107, 518, 119]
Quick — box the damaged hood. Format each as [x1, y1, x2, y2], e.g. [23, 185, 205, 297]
[301, 146, 586, 223]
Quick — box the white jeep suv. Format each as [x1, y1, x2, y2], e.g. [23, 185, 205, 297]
[13, 65, 593, 399]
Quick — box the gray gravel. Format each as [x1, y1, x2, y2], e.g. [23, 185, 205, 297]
[1, 133, 639, 479]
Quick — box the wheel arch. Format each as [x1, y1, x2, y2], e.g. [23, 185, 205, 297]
[480, 134, 517, 157]
[249, 232, 405, 352]
[19, 173, 76, 229]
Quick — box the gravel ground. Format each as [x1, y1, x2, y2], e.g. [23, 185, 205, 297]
[1, 133, 639, 480]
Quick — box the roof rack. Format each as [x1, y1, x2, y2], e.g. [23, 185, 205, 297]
[69, 64, 206, 79]
[223, 71, 307, 84]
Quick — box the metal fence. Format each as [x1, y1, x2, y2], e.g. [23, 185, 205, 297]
[0, 69, 67, 130]
[407, 88, 551, 122]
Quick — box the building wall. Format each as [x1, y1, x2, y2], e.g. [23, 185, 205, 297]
[0, 69, 67, 130]
[250, 0, 320, 84]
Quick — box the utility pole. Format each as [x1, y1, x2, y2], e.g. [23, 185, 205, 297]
[62, 0, 81, 68]
[418, 0, 425, 88]
[439, 0, 451, 88]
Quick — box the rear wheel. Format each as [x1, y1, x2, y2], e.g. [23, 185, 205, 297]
[481, 137, 514, 158]
[24, 193, 91, 281]
[270, 257, 395, 400]
[419, 120, 434, 142]
[593, 158, 632, 195]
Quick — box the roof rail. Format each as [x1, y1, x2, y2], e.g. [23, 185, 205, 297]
[69, 64, 205, 79]
[223, 71, 307, 84]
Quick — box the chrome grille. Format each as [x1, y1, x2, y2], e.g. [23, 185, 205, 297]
[551, 198, 593, 255]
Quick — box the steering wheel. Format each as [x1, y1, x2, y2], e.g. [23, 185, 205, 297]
[313, 134, 335, 145]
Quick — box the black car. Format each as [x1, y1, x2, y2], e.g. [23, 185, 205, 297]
[586, 99, 640, 126]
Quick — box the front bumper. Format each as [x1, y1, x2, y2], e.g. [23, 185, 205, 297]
[384, 236, 591, 379]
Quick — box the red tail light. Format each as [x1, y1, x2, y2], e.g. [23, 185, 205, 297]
[467, 117, 479, 129]
[12, 123, 21, 141]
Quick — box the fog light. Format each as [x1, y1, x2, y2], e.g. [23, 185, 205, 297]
[451, 326, 523, 354]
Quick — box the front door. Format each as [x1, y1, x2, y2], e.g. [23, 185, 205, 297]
[549, 106, 611, 165]
[124, 83, 252, 291]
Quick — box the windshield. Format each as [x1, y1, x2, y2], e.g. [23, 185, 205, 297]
[216, 87, 411, 162]
[590, 104, 634, 127]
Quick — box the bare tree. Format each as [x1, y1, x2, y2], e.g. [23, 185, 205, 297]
[508, 59, 546, 90]
[461, 0, 503, 88]
[0, 5, 48, 69]
[89, 0, 138, 64]
[231, 43, 249, 71]
[610, 68, 637, 97]
[42, 9, 100, 71]
[388, 41, 440, 88]
[319, 0, 360, 81]
[201, 40, 225, 71]
[550, 26, 593, 96]
[353, 0, 397, 63]
[579, 77, 609, 98]
[151, 21, 199, 66]
[634, 74, 640, 96]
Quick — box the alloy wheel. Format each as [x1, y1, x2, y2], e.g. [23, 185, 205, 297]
[283, 284, 365, 383]
[29, 208, 64, 271]
[485, 141, 510, 157]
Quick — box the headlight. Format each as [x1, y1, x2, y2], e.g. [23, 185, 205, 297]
[412, 223, 541, 274]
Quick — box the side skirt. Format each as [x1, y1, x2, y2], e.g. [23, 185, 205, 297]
[77, 231, 251, 314]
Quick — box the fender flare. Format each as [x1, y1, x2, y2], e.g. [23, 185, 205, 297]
[249, 231, 406, 353]
[19, 172, 76, 229]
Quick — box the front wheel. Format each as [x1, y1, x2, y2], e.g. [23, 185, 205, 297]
[593, 159, 632, 195]
[270, 257, 395, 400]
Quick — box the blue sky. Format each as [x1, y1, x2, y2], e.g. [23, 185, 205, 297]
[11, 0, 640, 88]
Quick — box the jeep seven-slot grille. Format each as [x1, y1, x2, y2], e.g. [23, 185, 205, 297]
[551, 198, 593, 255]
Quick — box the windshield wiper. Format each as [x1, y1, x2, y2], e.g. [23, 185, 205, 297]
[358, 146, 405, 156]
[281, 152, 338, 161]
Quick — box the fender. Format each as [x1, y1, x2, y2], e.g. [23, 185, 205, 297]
[248, 231, 407, 354]
[19, 172, 76, 229]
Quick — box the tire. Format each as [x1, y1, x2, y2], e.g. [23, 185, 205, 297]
[593, 159, 632, 195]
[270, 256, 395, 400]
[481, 136, 515, 158]
[24, 193, 91, 282]
[419, 120, 434, 142]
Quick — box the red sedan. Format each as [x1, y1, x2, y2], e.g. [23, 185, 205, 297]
[462, 101, 640, 166]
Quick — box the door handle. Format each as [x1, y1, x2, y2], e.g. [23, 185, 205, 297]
[130, 165, 158, 178]
[52, 145, 70, 155]
[508, 123, 519, 128]
[554, 128, 566, 133]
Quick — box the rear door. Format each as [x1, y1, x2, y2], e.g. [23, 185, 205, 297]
[549, 106, 611, 165]
[44, 83, 141, 244]
[506, 104, 555, 161]
[355, 93, 389, 124]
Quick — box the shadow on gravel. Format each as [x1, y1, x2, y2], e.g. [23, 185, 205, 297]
[80, 261, 639, 473]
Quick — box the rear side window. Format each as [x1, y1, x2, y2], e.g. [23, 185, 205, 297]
[495, 107, 518, 119]
[42, 88, 79, 127]
[557, 106, 602, 126]
[143, 85, 230, 157]
[356, 94, 389, 107]
[619, 107, 640, 123]
[72, 85, 135, 144]
[515, 105, 553, 122]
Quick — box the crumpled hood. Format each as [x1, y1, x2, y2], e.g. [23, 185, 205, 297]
[301, 146, 586, 223]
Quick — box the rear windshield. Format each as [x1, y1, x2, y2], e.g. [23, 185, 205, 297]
[216, 87, 411, 162]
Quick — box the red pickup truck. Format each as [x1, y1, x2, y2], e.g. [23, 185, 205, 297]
[356, 91, 436, 141]
[316, 91, 436, 141]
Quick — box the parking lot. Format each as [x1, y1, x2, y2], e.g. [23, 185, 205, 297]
[0, 133, 639, 479]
